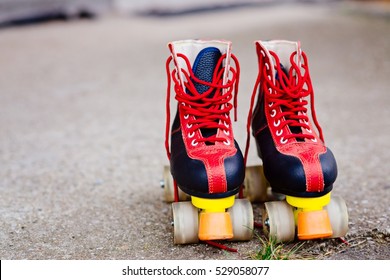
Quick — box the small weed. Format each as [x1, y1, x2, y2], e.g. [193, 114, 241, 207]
[252, 234, 307, 260]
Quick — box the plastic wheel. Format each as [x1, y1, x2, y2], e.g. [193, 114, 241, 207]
[262, 201, 295, 243]
[162, 165, 189, 202]
[325, 196, 349, 238]
[172, 201, 199, 244]
[228, 199, 254, 241]
[244, 165, 268, 202]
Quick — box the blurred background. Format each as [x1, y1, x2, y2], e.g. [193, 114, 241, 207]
[1, 0, 389, 26]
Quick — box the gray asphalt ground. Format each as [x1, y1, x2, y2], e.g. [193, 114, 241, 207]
[0, 1, 389, 260]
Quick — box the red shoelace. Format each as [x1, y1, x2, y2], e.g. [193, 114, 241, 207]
[165, 52, 240, 159]
[245, 50, 324, 164]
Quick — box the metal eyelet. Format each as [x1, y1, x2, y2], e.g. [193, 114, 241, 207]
[191, 139, 198, 146]
[270, 109, 277, 118]
[273, 119, 280, 127]
[280, 137, 288, 144]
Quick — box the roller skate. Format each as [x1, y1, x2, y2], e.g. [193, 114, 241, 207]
[163, 39, 253, 245]
[245, 40, 348, 242]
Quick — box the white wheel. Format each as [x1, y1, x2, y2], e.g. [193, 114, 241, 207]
[228, 199, 254, 241]
[172, 202, 199, 244]
[162, 165, 189, 202]
[325, 196, 349, 238]
[262, 201, 295, 243]
[244, 165, 268, 202]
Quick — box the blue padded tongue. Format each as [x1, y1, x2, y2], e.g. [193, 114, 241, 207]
[191, 47, 221, 94]
[275, 63, 289, 82]
[190, 47, 222, 143]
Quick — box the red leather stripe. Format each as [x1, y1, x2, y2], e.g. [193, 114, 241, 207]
[279, 143, 326, 192]
[189, 145, 236, 194]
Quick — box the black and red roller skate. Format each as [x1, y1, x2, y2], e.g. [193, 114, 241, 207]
[245, 40, 348, 242]
[163, 40, 253, 245]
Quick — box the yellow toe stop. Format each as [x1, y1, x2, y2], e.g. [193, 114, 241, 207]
[198, 212, 233, 241]
[297, 209, 333, 240]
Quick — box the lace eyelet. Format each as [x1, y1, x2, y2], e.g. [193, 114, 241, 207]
[223, 130, 230, 136]
[270, 109, 277, 118]
[186, 123, 192, 128]
[260, 50, 266, 57]
[188, 132, 195, 138]
[273, 119, 280, 127]
[306, 128, 312, 133]
[223, 139, 231, 146]
[184, 114, 189, 120]
[311, 138, 317, 143]
[224, 121, 230, 128]
[265, 63, 270, 70]
[276, 130, 283, 136]
[268, 102, 274, 107]
[280, 137, 288, 144]
[191, 139, 198, 146]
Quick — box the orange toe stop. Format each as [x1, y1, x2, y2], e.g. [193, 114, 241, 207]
[297, 209, 333, 240]
[198, 212, 233, 241]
